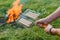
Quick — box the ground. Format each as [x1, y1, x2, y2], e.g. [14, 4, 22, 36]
[0, 0, 60, 40]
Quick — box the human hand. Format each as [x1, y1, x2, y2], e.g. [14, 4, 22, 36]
[35, 18, 48, 28]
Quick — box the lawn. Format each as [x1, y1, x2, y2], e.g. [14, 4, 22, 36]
[0, 0, 60, 40]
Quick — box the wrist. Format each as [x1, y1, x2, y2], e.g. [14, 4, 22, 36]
[44, 18, 50, 24]
[44, 24, 53, 33]
[42, 18, 49, 25]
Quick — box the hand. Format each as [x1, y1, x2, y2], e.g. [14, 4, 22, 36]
[35, 18, 48, 28]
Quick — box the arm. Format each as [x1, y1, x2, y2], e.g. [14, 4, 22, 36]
[36, 7, 60, 28]
[44, 24, 60, 36]
[44, 7, 60, 23]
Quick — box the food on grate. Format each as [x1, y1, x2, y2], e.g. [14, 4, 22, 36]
[19, 18, 32, 27]
[25, 12, 39, 19]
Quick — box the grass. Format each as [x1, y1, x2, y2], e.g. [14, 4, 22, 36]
[0, 0, 60, 40]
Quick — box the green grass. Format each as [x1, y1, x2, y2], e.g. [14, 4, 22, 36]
[0, 0, 60, 40]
